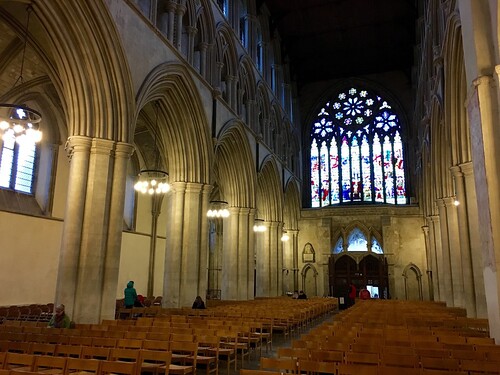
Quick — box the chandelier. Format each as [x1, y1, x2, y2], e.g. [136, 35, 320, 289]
[207, 200, 230, 218]
[134, 101, 170, 195]
[0, 6, 42, 144]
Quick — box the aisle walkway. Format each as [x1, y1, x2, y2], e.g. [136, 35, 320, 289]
[224, 309, 338, 374]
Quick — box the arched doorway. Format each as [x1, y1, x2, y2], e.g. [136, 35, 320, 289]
[301, 264, 318, 297]
[328, 253, 389, 300]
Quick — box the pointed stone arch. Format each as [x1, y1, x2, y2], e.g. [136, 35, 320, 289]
[258, 156, 283, 222]
[301, 263, 318, 297]
[214, 120, 256, 208]
[283, 178, 300, 230]
[135, 62, 211, 184]
[32, 1, 134, 141]
[403, 263, 423, 300]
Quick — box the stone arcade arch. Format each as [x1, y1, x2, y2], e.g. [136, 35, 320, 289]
[402, 263, 423, 301]
[301, 263, 318, 297]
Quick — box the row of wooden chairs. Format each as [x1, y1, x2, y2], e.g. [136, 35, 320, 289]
[258, 350, 500, 374]
[0, 351, 164, 375]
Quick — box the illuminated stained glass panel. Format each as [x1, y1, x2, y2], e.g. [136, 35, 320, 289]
[341, 136, 350, 202]
[0, 131, 36, 194]
[320, 141, 330, 206]
[351, 137, 361, 201]
[372, 237, 383, 254]
[311, 139, 320, 207]
[373, 134, 384, 202]
[361, 136, 371, 201]
[310, 86, 407, 206]
[330, 139, 340, 204]
[333, 237, 343, 254]
[394, 132, 406, 204]
[347, 228, 368, 252]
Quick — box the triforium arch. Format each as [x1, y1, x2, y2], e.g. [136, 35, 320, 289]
[213, 120, 256, 300]
[402, 263, 423, 300]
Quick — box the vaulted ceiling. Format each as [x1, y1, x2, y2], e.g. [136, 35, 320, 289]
[257, 0, 417, 89]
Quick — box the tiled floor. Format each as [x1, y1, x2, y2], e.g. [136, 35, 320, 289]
[218, 311, 338, 375]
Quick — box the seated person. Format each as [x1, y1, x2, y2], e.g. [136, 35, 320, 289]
[48, 304, 72, 329]
[298, 290, 307, 299]
[192, 296, 206, 309]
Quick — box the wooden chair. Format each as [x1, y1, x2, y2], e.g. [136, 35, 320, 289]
[277, 347, 310, 361]
[69, 336, 93, 347]
[459, 359, 500, 374]
[138, 349, 172, 375]
[191, 335, 218, 375]
[420, 357, 460, 371]
[124, 331, 148, 340]
[33, 355, 67, 374]
[5, 342, 31, 354]
[116, 339, 143, 350]
[377, 366, 419, 375]
[420, 370, 467, 375]
[344, 352, 379, 366]
[28, 342, 57, 356]
[260, 357, 298, 374]
[309, 349, 343, 363]
[337, 363, 378, 375]
[169, 341, 198, 375]
[54, 344, 83, 358]
[81, 346, 110, 360]
[142, 340, 170, 352]
[91, 337, 117, 348]
[297, 359, 335, 375]
[64, 357, 102, 375]
[109, 348, 140, 363]
[3, 352, 35, 371]
[380, 352, 419, 368]
[99, 361, 137, 375]
[146, 333, 171, 342]
[239, 370, 281, 375]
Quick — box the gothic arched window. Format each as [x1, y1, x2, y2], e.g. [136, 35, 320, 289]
[310, 86, 406, 207]
[0, 132, 37, 194]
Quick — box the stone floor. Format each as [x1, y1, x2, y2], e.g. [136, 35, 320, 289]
[217, 310, 338, 375]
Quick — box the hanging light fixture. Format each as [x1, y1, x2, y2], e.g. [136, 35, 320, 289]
[253, 218, 266, 232]
[207, 200, 230, 218]
[281, 230, 290, 242]
[134, 101, 170, 195]
[0, 5, 42, 144]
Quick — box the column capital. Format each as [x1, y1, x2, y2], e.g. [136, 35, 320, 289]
[422, 225, 429, 234]
[472, 75, 493, 88]
[65, 136, 93, 160]
[436, 198, 445, 208]
[442, 196, 457, 208]
[114, 142, 135, 158]
[170, 181, 187, 193]
[184, 182, 204, 194]
[450, 165, 463, 177]
[429, 215, 440, 223]
[91, 138, 115, 157]
[459, 161, 474, 176]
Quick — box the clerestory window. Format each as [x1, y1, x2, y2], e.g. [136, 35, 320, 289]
[0, 131, 37, 194]
[310, 86, 407, 207]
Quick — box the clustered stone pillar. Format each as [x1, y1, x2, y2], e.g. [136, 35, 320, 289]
[55, 136, 134, 323]
[436, 199, 453, 306]
[163, 182, 208, 308]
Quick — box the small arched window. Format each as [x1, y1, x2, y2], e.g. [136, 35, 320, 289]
[0, 132, 37, 194]
[310, 85, 407, 207]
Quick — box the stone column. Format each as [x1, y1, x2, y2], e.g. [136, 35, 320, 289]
[289, 229, 299, 292]
[467, 75, 500, 333]
[101, 142, 134, 320]
[444, 196, 465, 307]
[268, 221, 280, 296]
[437, 199, 454, 305]
[163, 182, 206, 308]
[461, 161, 487, 317]
[198, 185, 211, 298]
[429, 215, 442, 300]
[255, 221, 269, 297]
[422, 225, 434, 300]
[174, 4, 186, 50]
[165, 2, 177, 42]
[227, 75, 237, 109]
[55, 136, 93, 318]
[247, 209, 256, 299]
[451, 165, 476, 316]
[222, 207, 252, 300]
[186, 26, 197, 64]
[199, 42, 208, 78]
[146, 195, 163, 298]
[73, 138, 115, 323]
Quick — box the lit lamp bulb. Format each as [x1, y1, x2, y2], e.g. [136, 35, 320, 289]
[281, 232, 290, 242]
[453, 200, 460, 206]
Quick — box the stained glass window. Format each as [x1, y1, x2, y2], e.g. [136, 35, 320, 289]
[371, 238, 383, 254]
[333, 237, 343, 254]
[310, 86, 406, 207]
[347, 228, 368, 252]
[0, 132, 37, 194]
